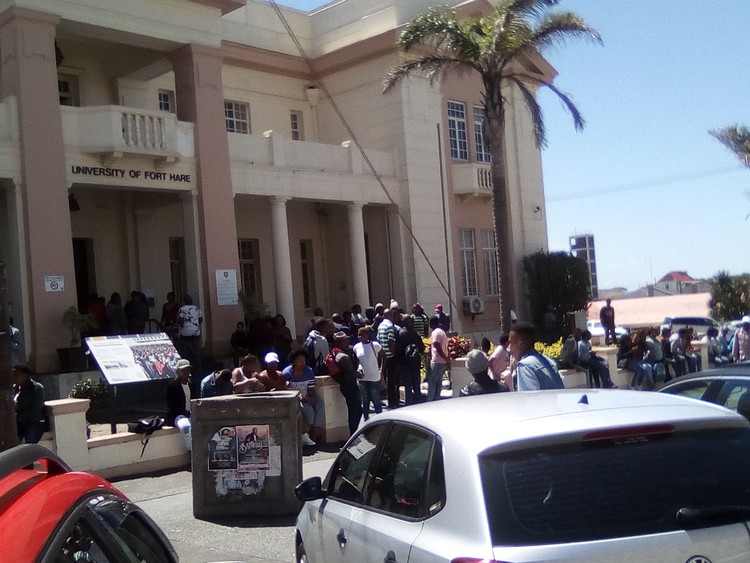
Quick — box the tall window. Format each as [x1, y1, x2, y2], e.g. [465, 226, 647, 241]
[58, 74, 80, 107]
[238, 239, 262, 300]
[168, 238, 187, 303]
[447, 101, 468, 160]
[300, 240, 316, 310]
[481, 229, 499, 295]
[290, 110, 303, 141]
[158, 89, 175, 113]
[458, 229, 478, 297]
[474, 106, 491, 163]
[224, 100, 250, 134]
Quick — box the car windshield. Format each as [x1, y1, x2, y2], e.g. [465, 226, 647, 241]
[480, 427, 750, 545]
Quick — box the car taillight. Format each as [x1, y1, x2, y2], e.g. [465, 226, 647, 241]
[582, 423, 674, 443]
[451, 559, 510, 563]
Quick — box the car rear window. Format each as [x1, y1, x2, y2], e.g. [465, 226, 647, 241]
[480, 427, 750, 545]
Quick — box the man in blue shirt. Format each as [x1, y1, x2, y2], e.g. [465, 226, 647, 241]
[509, 322, 565, 391]
[200, 368, 234, 398]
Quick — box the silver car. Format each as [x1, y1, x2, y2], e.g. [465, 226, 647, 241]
[295, 390, 750, 562]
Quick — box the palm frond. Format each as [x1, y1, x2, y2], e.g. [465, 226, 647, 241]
[710, 125, 750, 167]
[384, 56, 478, 93]
[530, 12, 603, 52]
[511, 72, 584, 132]
[504, 0, 561, 22]
[510, 77, 546, 148]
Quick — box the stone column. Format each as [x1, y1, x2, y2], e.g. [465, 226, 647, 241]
[170, 44, 241, 357]
[46, 398, 90, 470]
[347, 202, 370, 308]
[270, 196, 296, 336]
[0, 8, 78, 372]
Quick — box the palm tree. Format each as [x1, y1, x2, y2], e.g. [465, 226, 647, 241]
[384, 0, 600, 331]
[711, 125, 750, 168]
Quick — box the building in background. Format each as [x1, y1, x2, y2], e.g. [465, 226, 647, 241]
[0, 0, 551, 371]
[569, 234, 598, 299]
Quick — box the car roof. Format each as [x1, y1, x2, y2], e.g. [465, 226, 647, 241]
[372, 390, 747, 454]
[658, 364, 750, 387]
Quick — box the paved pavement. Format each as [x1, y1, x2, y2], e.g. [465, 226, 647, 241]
[111, 446, 341, 563]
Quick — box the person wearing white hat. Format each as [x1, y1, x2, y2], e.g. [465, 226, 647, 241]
[258, 352, 288, 391]
[732, 316, 750, 362]
[165, 358, 193, 450]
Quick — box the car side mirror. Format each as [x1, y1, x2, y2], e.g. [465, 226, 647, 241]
[295, 476, 326, 501]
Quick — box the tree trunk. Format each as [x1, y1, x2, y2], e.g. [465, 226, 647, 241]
[485, 91, 515, 333]
[0, 266, 18, 453]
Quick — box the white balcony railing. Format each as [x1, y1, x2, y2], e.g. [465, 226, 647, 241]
[451, 162, 493, 199]
[62, 105, 194, 163]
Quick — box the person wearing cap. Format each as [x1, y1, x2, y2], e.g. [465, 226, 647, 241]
[510, 322, 564, 391]
[459, 349, 503, 396]
[258, 352, 289, 391]
[434, 304, 451, 332]
[332, 331, 364, 436]
[733, 316, 750, 363]
[165, 358, 193, 450]
[200, 368, 234, 398]
[411, 303, 429, 338]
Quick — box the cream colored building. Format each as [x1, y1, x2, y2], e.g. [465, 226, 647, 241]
[0, 0, 551, 372]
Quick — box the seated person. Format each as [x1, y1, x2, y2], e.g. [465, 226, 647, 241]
[460, 349, 505, 396]
[258, 352, 289, 391]
[231, 354, 265, 394]
[577, 330, 615, 388]
[283, 349, 324, 446]
[200, 368, 233, 398]
[165, 359, 193, 450]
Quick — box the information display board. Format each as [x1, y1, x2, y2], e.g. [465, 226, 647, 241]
[85, 333, 181, 384]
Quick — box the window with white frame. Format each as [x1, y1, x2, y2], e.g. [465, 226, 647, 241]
[458, 229, 478, 297]
[474, 106, 491, 163]
[290, 110, 304, 141]
[447, 101, 469, 160]
[238, 239, 262, 301]
[158, 89, 175, 113]
[481, 229, 499, 295]
[300, 240, 316, 310]
[58, 74, 80, 107]
[224, 100, 250, 134]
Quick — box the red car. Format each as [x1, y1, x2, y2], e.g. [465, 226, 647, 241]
[0, 444, 178, 562]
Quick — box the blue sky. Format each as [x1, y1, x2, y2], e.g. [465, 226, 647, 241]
[276, 0, 750, 290]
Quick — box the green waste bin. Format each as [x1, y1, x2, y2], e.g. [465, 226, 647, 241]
[191, 391, 302, 518]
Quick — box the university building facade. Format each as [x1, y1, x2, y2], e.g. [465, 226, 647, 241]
[0, 0, 551, 372]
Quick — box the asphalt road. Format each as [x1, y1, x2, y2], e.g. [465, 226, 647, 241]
[112, 447, 340, 563]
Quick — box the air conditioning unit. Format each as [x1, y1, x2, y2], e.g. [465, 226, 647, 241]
[463, 296, 485, 315]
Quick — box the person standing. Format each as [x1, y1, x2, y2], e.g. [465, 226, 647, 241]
[426, 316, 450, 401]
[124, 291, 149, 334]
[105, 292, 127, 336]
[487, 333, 513, 391]
[732, 316, 750, 363]
[377, 309, 400, 408]
[13, 365, 46, 444]
[434, 304, 451, 332]
[161, 292, 180, 340]
[396, 316, 426, 405]
[410, 303, 429, 338]
[599, 298, 617, 345]
[509, 323, 565, 391]
[303, 319, 332, 376]
[352, 326, 383, 420]
[332, 332, 364, 436]
[178, 295, 202, 377]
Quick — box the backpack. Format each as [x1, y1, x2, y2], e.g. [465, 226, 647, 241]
[324, 350, 340, 380]
[304, 333, 328, 375]
[127, 415, 165, 458]
[404, 342, 420, 360]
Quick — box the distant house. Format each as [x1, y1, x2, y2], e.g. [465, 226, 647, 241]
[654, 272, 710, 295]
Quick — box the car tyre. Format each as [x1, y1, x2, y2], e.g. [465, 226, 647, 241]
[296, 540, 308, 563]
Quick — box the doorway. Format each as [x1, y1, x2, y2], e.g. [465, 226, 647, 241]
[72, 238, 96, 310]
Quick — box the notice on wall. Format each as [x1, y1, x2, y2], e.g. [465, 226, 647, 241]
[85, 333, 180, 385]
[215, 269, 238, 306]
[44, 275, 65, 292]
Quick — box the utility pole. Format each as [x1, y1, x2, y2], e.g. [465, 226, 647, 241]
[0, 262, 17, 452]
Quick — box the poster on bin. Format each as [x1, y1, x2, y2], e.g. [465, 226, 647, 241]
[237, 425, 271, 471]
[85, 333, 181, 385]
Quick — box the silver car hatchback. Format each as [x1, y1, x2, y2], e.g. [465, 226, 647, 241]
[295, 390, 750, 562]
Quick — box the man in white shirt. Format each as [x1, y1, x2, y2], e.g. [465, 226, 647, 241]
[178, 294, 202, 376]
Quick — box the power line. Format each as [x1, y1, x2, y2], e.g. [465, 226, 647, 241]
[548, 165, 744, 202]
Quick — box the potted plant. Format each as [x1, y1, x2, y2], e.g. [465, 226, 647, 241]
[69, 377, 111, 424]
[57, 306, 98, 373]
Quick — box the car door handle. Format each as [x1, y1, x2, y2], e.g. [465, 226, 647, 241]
[384, 550, 397, 563]
[336, 528, 347, 548]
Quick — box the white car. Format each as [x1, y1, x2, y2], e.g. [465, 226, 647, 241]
[586, 320, 628, 338]
[295, 390, 750, 562]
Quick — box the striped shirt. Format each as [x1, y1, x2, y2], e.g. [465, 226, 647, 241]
[377, 319, 397, 358]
